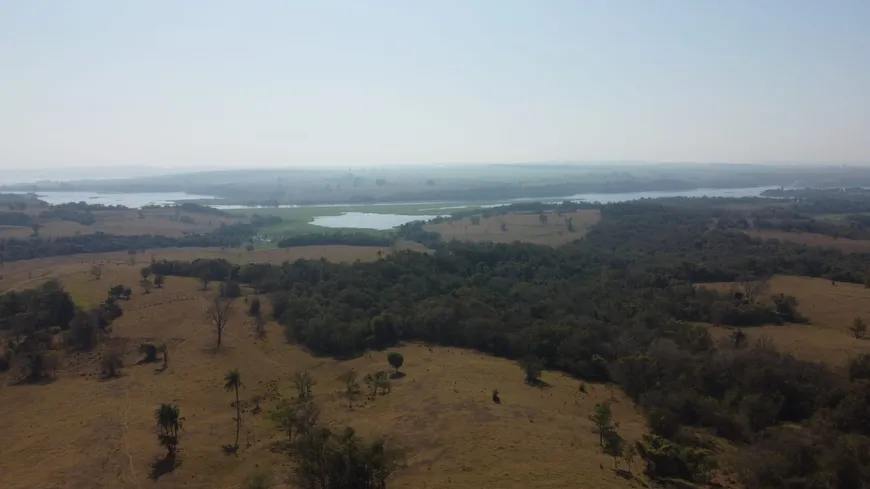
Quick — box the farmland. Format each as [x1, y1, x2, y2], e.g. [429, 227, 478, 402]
[0, 261, 648, 489]
[425, 210, 600, 246]
[700, 275, 870, 366]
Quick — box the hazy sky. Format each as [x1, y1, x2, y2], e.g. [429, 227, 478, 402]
[2, 1, 869, 169]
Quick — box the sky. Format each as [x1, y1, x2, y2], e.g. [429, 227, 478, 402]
[2, 0, 870, 171]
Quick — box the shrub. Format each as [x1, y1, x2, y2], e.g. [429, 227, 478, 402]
[101, 347, 124, 378]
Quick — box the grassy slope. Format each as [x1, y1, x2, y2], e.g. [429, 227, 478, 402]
[426, 210, 601, 247]
[0, 261, 648, 489]
[701, 275, 870, 366]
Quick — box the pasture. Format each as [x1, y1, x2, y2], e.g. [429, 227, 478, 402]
[0, 261, 647, 489]
[425, 210, 600, 246]
[701, 275, 870, 366]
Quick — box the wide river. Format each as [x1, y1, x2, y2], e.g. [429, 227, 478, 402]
[9, 186, 778, 229]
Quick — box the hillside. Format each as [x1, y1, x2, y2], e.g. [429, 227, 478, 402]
[0, 263, 648, 489]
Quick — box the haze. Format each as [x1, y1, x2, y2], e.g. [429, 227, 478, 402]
[2, 0, 869, 172]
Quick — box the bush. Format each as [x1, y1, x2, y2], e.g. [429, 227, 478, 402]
[220, 280, 242, 298]
[249, 297, 261, 317]
[101, 347, 124, 378]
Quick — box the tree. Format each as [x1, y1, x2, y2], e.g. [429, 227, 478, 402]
[224, 369, 244, 448]
[364, 370, 389, 398]
[589, 401, 614, 447]
[248, 296, 261, 317]
[500, 222, 507, 232]
[155, 403, 182, 458]
[140, 267, 151, 280]
[538, 213, 548, 224]
[518, 355, 544, 384]
[153, 274, 165, 288]
[470, 216, 481, 225]
[738, 275, 770, 303]
[268, 398, 299, 443]
[292, 370, 316, 400]
[127, 249, 136, 265]
[603, 429, 625, 469]
[101, 346, 124, 378]
[623, 444, 637, 474]
[108, 284, 124, 298]
[140, 279, 153, 294]
[122, 286, 132, 300]
[850, 317, 867, 339]
[205, 294, 235, 347]
[338, 370, 361, 408]
[199, 274, 210, 291]
[387, 352, 404, 375]
[90, 264, 103, 280]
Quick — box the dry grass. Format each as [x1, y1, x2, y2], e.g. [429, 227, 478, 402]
[701, 275, 870, 366]
[745, 229, 870, 253]
[0, 261, 647, 489]
[0, 208, 242, 240]
[426, 210, 600, 246]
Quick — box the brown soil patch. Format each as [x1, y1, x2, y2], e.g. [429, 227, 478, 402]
[745, 229, 870, 253]
[0, 261, 647, 489]
[426, 210, 600, 246]
[701, 275, 870, 366]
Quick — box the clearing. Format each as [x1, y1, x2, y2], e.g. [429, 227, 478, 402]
[701, 275, 870, 366]
[0, 261, 648, 489]
[425, 210, 600, 246]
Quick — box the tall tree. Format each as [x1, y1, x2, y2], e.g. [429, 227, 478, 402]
[292, 370, 316, 400]
[338, 370, 361, 408]
[205, 294, 235, 347]
[155, 403, 182, 458]
[850, 317, 867, 339]
[387, 352, 404, 375]
[224, 369, 243, 448]
[588, 401, 613, 447]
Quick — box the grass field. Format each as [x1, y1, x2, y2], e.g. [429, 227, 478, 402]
[0, 245, 404, 299]
[0, 262, 648, 489]
[0, 208, 242, 240]
[700, 275, 870, 366]
[745, 229, 870, 253]
[425, 210, 600, 246]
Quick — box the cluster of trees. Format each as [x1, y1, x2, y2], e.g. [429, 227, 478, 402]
[149, 200, 870, 486]
[0, 280, 124, 381]
[38, 208, 97, 225]
[277, 232, 392, 248]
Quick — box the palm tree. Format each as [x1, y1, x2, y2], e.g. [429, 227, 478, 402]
[224, 369, 243, 448]
[155, 403, 182, 457]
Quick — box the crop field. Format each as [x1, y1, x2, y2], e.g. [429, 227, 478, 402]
[745, 229, 870, 253]
[0, 262, 648, 489]
[701, 275, 870, 366]
[0, 208, 242, 240]
[425, 210, 600, 246]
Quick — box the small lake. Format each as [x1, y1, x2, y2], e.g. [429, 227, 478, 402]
[6, 191, 218, 208]
[311, 212, 445, 230]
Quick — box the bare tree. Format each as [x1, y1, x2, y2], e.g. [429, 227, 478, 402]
[738, 275, 770, 303]
[90, 264, 103, 280]
[205, 294, 235, 347]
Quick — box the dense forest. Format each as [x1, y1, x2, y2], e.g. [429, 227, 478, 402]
[143, 201, 870, 487]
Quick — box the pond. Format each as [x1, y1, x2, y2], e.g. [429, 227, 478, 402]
[310, 212, 445, 230]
